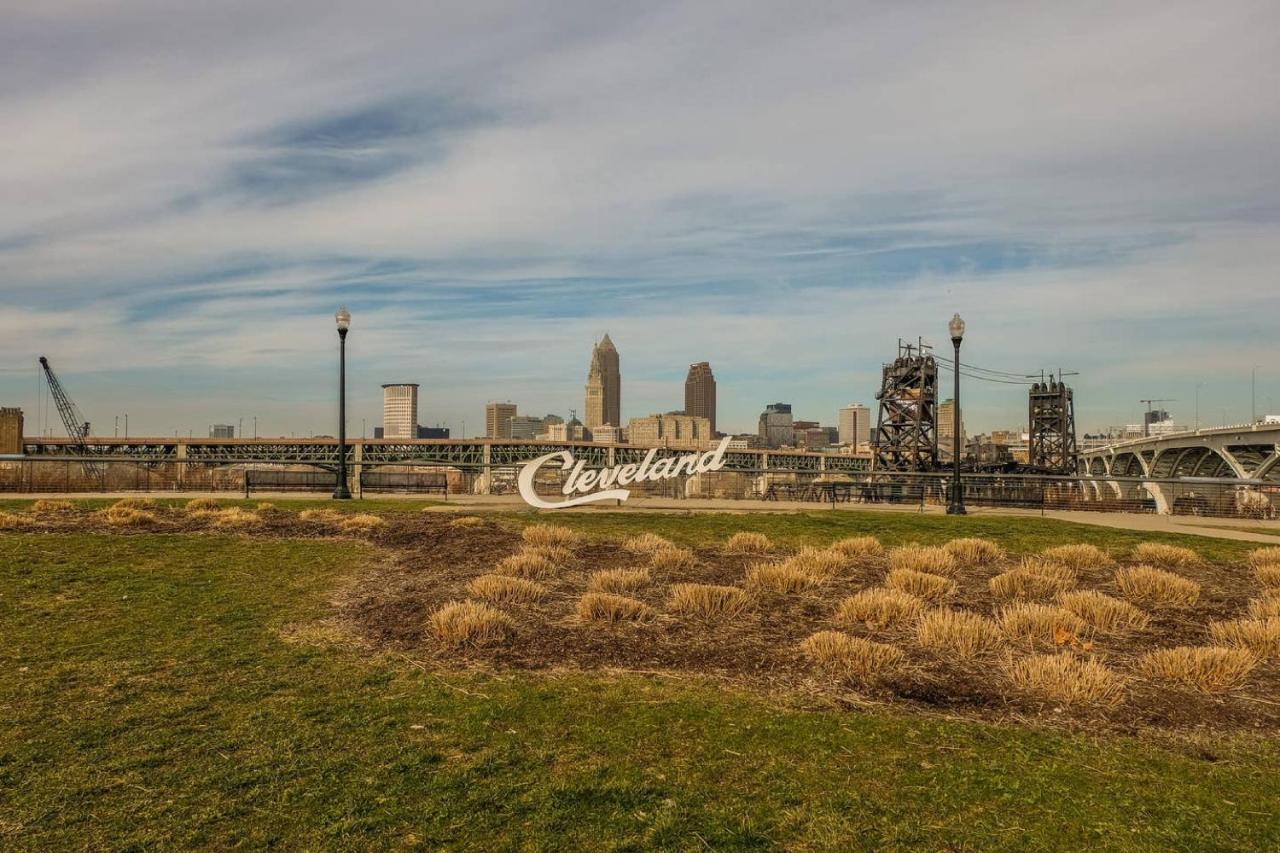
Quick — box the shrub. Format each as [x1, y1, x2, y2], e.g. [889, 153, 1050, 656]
[1006, 654, 1126, 706]
[587, 568, 651, 594]
[888, 545, 957, 576]
[1247, 547, 1280, 570]
[943, 537, 1003, 566]
[828, 536, 884, 560]
[98, 506, 157, 527]
[744, 562, 823, 594]
[340, 513, 387, 533]
[998, 603, 1086, 646]
[649, 546, 697, 572]
[184, 497, 220, 512]
[1207, 617, 1280, 659]
[668, 584, 751, 619]
[575, 593, 654, 623]
[988, 561, 1077, 601]
[1247, 591, 1280, 619]
[467, 574, 547, 604]
[29, 499, 76, 516]
[1114, 565, 1201, 608]
[1040, 543, 1110, 571]
[885, 568, 955, 603]
[784, 546, 848, 579]
[621, 532, 674, 554]
[725, 531, 773, 554]
[522, 524, 583, 548]
[429, 600, 514, 646]
[448, 515, 485, 527]
[1255, 564, 1280, 590]
[494, 553, 555, 579]
[111, 497, 158, 510]
[799, 631, 905, 684]
[1132, 542, 1200, 568]
[1057, 590, 1149, 634]
[915, 610, 1004, 660]
[1138, 647, 1258, 693]
[836, 588, 925, 629]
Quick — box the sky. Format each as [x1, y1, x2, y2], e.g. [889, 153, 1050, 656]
[2, 0, 1277, 439]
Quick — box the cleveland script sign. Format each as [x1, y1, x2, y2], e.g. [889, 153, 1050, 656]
[517, 438, 732, 509]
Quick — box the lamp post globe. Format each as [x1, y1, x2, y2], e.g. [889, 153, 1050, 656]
[333, 307, 353, 500]
[946, 313, 966, 515]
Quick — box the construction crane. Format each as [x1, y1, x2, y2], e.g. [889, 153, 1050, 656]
[1139, 398, 1175, 438]
[38, 356, 104, 484]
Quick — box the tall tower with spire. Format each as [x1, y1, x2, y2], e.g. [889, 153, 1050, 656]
[584, 334, 621, 431]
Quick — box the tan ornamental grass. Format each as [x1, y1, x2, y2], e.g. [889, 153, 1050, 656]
[522, 523, 583, 548]
[575, 592, 655, 624]
[943, 537, 1003, 566]
[494, 552, 556, 580]
[827, 535, 884, 560]
[888, 544, 958, 576]
[784, 546, 849, 579]
[184, 497, 221, 512]
[914, 609, 1005, 660]
[1056, 590, 1150, 635]
[209, 507, 264, 530]
[799, 631, 906, 684]
[1207, 617, 1280, 659]
[1113, 565, 1201, 608]
[988, 560, 1078, 602]
[1247, 547, 1280, 570]
[1132, 541, 1200, 568]
[255, 502, 277, 514]
[649, 546, 697, 572]
[1246, 591, 1280, 619]
[299, 508, 344, 524]
[1005, 654, 1126, 706]
[522, 544, 575, 567]
[429, 600, 514, 646]
[1040, 543, 1111, 571]
[885, 568, 955, 603]
[111, 496, 158, 511]
[340, 513, 387, 533]
[668, 583, 751, 619]
[29, 499, 76, 516]
[724, 531, 774, 554]
[621, 532, 674, 554]
[835, 588, 926, 629]
[1138, 646, 1258, 693]
[0, 511, 31, 530]
[448, 515, 485, 527]
[998, 603, 1086, 647]
[1255, 564, 1280, 590]
[586, 568, 651, 594]
[98, 505, 158, 527]
[744, 562, 823, 594]
[467, 574, 547, 604]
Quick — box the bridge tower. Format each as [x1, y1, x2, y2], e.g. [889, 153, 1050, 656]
[1028, 374, 1079, 474]
[872, 340, 940, 471]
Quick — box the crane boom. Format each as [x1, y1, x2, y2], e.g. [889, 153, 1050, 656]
[38, 356, 103, 484]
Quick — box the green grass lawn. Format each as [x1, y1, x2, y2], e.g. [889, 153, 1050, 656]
[2, 516, 1279, 849]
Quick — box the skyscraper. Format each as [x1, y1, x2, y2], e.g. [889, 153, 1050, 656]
[381, 384, 419, 439]
[485, 401, 517, 438]
[938, 398, 965, 462]
[684, 362, 717, 435]
[758, 402, 794, 448]
[584, 334, 621, 430]
[838, 403, 871, 447]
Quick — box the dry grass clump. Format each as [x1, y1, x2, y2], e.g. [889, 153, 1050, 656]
[30, 499, 76, 516]
[1132, 541, 1200, 568]
[1247, 547, 1280, 571]
[111, 497, 158, 510]
[1057, 590, 1150, 635]
[744, 562, 823, 594]
[521, 523, 583, 548]
[914, 609, 1005, 660]
[1254, 564, 1280, 590]
[1113, 565, 1201, 608]
[575, 593, 655, 624]
[668, 583, 751, 619]
[467, 574, 547, 604]
[1246, 591, 1280, 619]
[0, 511, 32, 530]
[828, 536, 884, 560]
[184, 497, 221, 512]
[836, 588, 925, 629]
[586, 568, 651, 594]
[429, 600, 514, 646]
[98, 505, 158, 527]
[1207, 617, 1280, 659]
[255, 502, 277, 514]
[885, 568, 955, 603]
[621, 532, 674, 554]
[648, 546, 697, 572]
[448, 515, 485, 527]
[1006, 654, 1126, 706]
[522, 544, 575, 566]
[724, 531, 773, 554]
[943, 537, 1003, 566]
[998, 603, 1086, 646]
[299, 508, 343, 524]
[784, 546, 849, 579]
[209, 507, 264, 530]
[799, 631, 906, 684]
[988, 560, 1077, 601]
[494, 553, 555, 580]
[1138, 647, 1258, 693]
[340, 513, 387, 533]
[1040, 543, 1110, 571]
[888, 545, 957, 576]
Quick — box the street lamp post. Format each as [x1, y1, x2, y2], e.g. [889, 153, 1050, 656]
[946, 313, 966, 515]
[333, 307, 353, 500]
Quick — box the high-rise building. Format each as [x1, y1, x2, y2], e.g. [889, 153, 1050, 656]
[684, 362, 717, 435]
[758, 403, 794, 448]
[209, 424, 236, 438]
[0, 407, 24, 454]
[938, 398, 966, 462]
[584, 334, 621, 430]
[485, 401, 518, 438]
[508, 415, 544, 440]
[382, 384, 419, 439]
[838, 403, 871, 447]
[627, 412, 713, 449]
